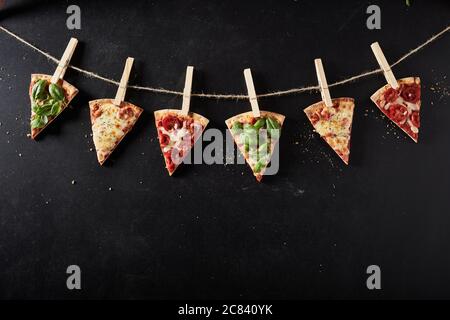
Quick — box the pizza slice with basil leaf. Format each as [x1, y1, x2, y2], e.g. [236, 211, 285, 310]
[89, 99, 143, 165]
[304, 98, 355, 165]
[226, 111, 285, 182]
[154, 109, 209, 176]
[29, 74, 78, 139]
[371, 77, 421, 143]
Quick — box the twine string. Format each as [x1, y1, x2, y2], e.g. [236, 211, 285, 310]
[0, 24, 449, 100]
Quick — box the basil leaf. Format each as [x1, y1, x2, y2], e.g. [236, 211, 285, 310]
[31, 117, 41, 129]
[31, 81, 40, 100]
[32, 103, 39, 114]
[32, 79, 48, 100]
[41, 115, 49, 125]
[49, 83, 65, 101]
[35, 103, 52, 116]
[30, 115, 48, 129]
[45, 98, 56, 105]
[51, 101, 62, 116]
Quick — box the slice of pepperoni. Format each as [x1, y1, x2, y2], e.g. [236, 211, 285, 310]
[92, 104, 103, 118]
[162, 115, 182, 131]
[320, 108, 331, 121]
[118, 106, 135, 120]
[164, 150, 172, 160]
[310, 112, 320, 125]
[388, 104, 408, 125]
[401, 83, 420, 103]
[185, 118, 193, 128]
[410, 111, 420, 128]
[164, 151, 175, 172]
[384, 87, 399, 103]
[166, 161, 175, 173]
[159, 134, 170, 147]
[162, 116, 175, 130]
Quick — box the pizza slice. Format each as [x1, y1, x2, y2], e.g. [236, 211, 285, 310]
[29, 74, 79, 139]
[371, 77, 421, 142]
[226, 111, 285, 182]
[154, 109, 209, 175]
[304, 98, 355, 165]
[89, 99, 143, 165]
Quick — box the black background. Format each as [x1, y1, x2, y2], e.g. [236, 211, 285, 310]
[0, 0, 449, 300]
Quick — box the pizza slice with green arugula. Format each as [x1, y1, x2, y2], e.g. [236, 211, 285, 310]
[226, 111, 285, 182]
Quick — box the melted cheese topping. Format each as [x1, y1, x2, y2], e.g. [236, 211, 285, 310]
[159, 125, 191, 153]
[304, 101, 354, 163]
[92, 103, 137, 162]
[313, 105, 353, 138]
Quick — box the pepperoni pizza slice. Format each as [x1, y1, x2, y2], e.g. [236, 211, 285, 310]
[29, 74, 79, 139]
[371, 77, 421, 142]
[304, 98, 355, 165]
[89, 99, 143, 165]
[226, 111, 285, 182]
[154, 109, 209, 176]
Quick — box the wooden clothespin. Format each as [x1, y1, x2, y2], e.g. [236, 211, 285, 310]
[181, 66, 194, 116]
[50, 37, 78, 84]
[113, 57, 134, 107]
[243, 68, 261, 118]
[371, 42, 399, 89]
[314, 58, 333, 107]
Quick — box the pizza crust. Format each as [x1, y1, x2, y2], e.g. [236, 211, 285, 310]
[370, 77, 420, 103]
[154, 109, 209, 128]
[29, 74, 79, 139]
[304, 98, 354, 116]
[225, 111, 285, 129]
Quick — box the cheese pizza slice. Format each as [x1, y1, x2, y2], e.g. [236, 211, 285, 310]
[304, 98, 355, 165]
[226, 111, 285, 182]
[154, 109, 209, 175]
[371, 77, 421, 143]
[29, 74, 78, 139]
[89, 99, 143, 165]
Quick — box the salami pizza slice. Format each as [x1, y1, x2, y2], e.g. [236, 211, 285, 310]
[304, 98, 355, 165]
[89, 99, 143, 165]
[154, 109, 209, 176]
[226, 111, 285, 182]
[371, 77, 421, 142]
[29, 74, 79, 139]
